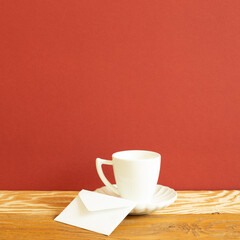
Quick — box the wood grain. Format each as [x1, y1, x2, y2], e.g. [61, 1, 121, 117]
[155, 190, 240, 214]
[0, 190, 239, 240]
[0, 190, 239, 214]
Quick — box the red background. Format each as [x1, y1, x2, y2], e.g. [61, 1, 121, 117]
[0, 0, 240, 191]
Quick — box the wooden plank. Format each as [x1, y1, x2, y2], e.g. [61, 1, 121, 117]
[0, 190, 239, 214]
[0, 213, 239, 239]
[0, 191, 239, 239]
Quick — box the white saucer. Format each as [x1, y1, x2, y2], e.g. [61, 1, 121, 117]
[95, 185, 177, 215]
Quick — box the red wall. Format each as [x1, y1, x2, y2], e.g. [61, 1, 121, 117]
[0, 0, 240, 191]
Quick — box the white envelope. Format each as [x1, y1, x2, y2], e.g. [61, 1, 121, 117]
[54, 189, 136, 236]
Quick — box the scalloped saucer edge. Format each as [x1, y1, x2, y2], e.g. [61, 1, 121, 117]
[95, 185, 177, 215]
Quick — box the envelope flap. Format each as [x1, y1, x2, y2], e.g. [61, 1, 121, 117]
[79, 190, 134, 211]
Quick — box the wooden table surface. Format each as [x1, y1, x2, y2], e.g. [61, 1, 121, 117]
[0, 190, 240, 239]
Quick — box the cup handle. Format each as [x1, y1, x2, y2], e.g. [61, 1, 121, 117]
[96, 158, 119, 195]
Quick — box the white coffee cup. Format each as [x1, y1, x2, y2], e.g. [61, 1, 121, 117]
[96, 150, 161, 202]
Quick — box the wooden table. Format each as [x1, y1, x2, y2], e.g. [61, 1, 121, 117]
[0, 190, 239, 239]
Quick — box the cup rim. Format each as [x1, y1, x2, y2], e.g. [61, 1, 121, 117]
[112, 150, 160, 161]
